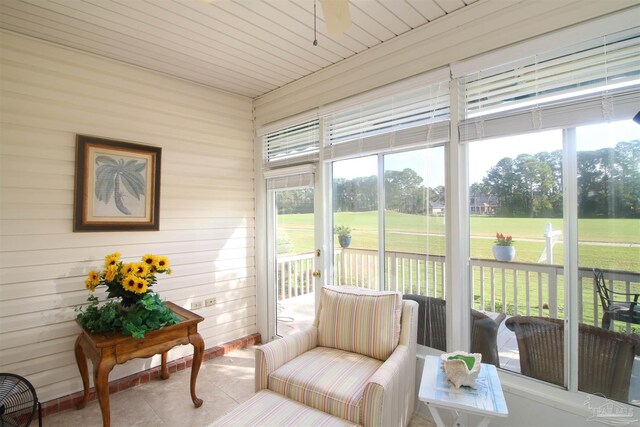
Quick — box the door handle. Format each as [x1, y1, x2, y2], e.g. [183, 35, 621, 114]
[312, 270, 321, 278]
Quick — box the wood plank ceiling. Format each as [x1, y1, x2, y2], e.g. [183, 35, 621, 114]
[0, 0, 477, 98]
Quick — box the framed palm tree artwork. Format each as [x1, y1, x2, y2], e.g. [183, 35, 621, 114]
[74, 135, 161, 232]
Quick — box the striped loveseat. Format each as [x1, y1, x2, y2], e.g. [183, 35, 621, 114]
[254, 286, 418, 427]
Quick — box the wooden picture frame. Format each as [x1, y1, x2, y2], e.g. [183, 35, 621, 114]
[74, 135, 161, 232]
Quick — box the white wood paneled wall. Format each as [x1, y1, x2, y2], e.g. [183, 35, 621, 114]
[0, 32, 255, 402]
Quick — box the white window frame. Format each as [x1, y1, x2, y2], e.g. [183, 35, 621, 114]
[255, 8, 640, 415]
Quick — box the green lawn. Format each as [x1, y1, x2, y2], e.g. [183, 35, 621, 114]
[278, 211, 639, 334]
[279, 211, 639, 271]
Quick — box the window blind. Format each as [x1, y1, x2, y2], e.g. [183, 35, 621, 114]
[264, 164, 315, 191]
[324, 80, 450, 161]
[459, 27, 640, 141]
[263, 119, 320, 167]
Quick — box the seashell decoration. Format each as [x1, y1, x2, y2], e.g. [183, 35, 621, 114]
[441, 351, 482, 388]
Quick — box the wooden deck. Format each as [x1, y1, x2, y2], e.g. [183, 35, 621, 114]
[276, 292, 316, 337]
[277, 292, 640, 405]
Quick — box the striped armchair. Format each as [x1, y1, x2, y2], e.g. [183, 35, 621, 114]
[256, 286, 418, 427]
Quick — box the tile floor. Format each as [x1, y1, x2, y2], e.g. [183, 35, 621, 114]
[44, 347, 435, 427]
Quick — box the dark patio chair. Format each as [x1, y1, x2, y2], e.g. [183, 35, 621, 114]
[505, 316, 639, 402]
[402, 294, 506, 367]
[593, 268, 640, 329]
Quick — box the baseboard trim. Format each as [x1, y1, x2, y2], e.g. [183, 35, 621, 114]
[41, 332, 261, 417]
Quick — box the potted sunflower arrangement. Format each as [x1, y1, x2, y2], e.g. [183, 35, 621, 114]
[75, 252, 179, 338]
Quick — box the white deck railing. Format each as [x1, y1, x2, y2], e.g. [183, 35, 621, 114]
[336, 249, 446, 298]
[277, 249, 640, 332]
[276, 252, 314, 301]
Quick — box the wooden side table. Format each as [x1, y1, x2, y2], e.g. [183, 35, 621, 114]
[418, 355, 508, 427]
[74, 302, 204, 427]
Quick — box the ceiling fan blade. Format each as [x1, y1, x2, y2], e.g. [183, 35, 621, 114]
[319, 0, 352, 35]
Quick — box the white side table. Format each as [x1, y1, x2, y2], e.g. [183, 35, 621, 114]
[418, 355, 508, 427]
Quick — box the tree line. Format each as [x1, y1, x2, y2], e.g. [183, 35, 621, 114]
[481, 140, 639, 218]
[276, 140, 639, 218]
[332, 169, 444, 214]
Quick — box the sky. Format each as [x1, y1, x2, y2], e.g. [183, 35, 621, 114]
[333, 119, 639, 187]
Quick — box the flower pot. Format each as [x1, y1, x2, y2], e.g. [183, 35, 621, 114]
[120, 303, 135, 313]
[493, 245, 515, 262]
[338, 235, 351, 248]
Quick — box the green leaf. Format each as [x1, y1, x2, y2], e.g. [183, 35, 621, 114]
[95, 156, 118, 166]
[120, 169, 146, 199]
[95, 166, 117, 204]
[140, 297, 155, 310]
[75, 291, 179, 338]
[133, 162, 146, 172]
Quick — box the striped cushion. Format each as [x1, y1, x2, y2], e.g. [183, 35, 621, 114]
[255, 327, 318, 391]
[317, 286, 402, 361]
[269, 346, 382, 424]
[212, 390, 356, 427]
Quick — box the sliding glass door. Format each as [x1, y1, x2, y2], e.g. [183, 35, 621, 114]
[330, 147, 446, 295]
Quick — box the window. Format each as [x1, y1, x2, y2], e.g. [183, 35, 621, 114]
[459, 27, 640, 140]
[384, 148, 446, 296]
[462, 27, 640, 403]
[323, 77, 450, 161]
[332, 156, 379, 288]
[261, 115, 319, 340]
[576, 120, 639, 402]
[259, 16, 640, 408]
[262, 117, 319, 167]
[326, 78, 450, 294]
[468, 130, 564, 373]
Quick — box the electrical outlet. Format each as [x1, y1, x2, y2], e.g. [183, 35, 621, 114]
[205, 297, 216, 307]
[191, 301, 203, 310]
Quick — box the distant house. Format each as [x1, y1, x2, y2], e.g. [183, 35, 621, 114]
[430, 199, 445, 216]
[470, 194, 498, 215]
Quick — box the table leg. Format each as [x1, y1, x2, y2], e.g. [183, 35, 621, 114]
[74, 335, 90, 409]
[427, 405, 446, 427]
[453, 411, 468, 427]
[94, 359, 114, 427]
[189, 332, 204, 408]
[161, 351, 170, 380]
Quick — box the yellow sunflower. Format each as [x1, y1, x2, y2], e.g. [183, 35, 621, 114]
[156, 256, 170, 271]
[121, 274, 138, 293]
[104, 264, 118, 282]
[86, 270, 101, 284]
[142, 254, 158, 268]
[131, 277, 149, 294]
[84, 270, 101, 291]
[121, 263, 135, 276]
[104, 251, 121, 269]
[133, 262, 150, 276]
